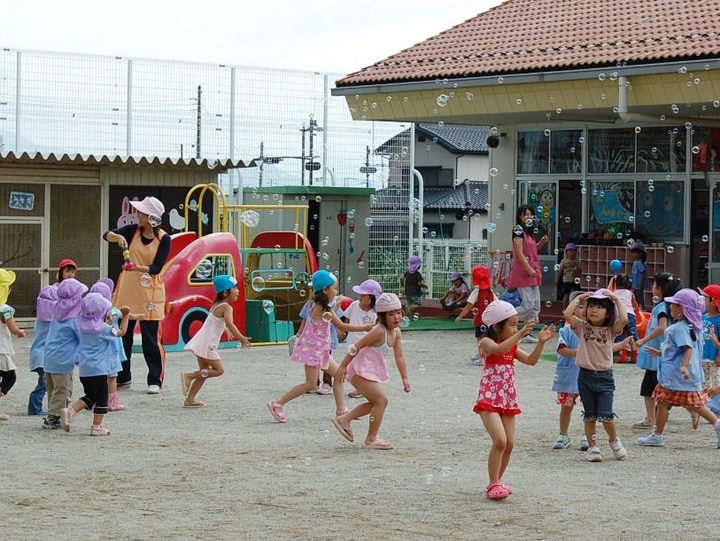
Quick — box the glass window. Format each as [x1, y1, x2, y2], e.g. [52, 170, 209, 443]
[588, 128, 635, 173]
[517, 131, 549, 174]
[588, 181, 635, 241]
[635, 180, 685, 242]
[550, 130, 583, 174]
[189, 255, 233, 284]
[636, 126, 686, 173]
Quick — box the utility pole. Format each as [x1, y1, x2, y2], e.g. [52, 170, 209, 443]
[195, 85, 202, 159]
[258, 141, 264, 187]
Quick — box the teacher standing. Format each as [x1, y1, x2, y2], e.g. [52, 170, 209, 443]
[505, 204, 548, 333]
[103, 196, 170, 394]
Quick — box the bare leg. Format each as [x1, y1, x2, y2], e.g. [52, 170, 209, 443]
[185, 359, 224, 406]
[324, 360, 345, 415]
[276, 366, 320, 406]
[559, 405, 573, 435]
[479, 411, 509, 485]
[351, 377, 389, 444]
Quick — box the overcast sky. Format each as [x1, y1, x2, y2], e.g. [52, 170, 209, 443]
[2, 0, 504, 74]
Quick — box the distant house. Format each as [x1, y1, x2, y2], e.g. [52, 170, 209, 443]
[372, 123, 490, 241]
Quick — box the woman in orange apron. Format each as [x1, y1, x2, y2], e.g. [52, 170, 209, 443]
[103, 196, 170, 394]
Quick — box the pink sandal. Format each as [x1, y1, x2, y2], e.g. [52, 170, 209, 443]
[485, 481, 509, 500]
[266, 400, 287, 423]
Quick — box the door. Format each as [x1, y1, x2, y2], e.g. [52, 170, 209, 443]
[691, 180, 710, 288]
[709, 181, 720, 284]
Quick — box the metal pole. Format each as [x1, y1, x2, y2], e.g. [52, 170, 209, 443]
[196, 85, 202, 159]
[300, 124, 306, 186]
[258, 142, 264, 188]
[15, 51, 21, 151]
[126, 59, 132, 156]
[309, 118, 316, 186]
[322, 74, 329, 185]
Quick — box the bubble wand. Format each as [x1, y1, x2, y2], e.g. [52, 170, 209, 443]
[122, 248, 136, 270]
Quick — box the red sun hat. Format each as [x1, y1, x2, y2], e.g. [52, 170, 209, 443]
[699, 284, 720, 302]
[471, 266, 491, 289]
[58, 258, 78, 269]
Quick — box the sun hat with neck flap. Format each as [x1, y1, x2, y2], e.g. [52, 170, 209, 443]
[311, 270, 337, 293]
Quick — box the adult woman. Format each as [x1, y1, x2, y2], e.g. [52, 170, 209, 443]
[103, 196, 170, 394]
[505, 205, 548, 334]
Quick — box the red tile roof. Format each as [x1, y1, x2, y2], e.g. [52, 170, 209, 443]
[336, 0, 720, 87]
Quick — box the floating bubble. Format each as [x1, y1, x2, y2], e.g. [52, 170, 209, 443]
[598, 73, 606, 81]
[399, 316, 410, 328]
[692, 145, 700, 155]
[322, 311, 333, 322]
[489, 167, 498, 177]
[652, 295, 660, 304]
[487, 223, 497, 233]
[524, 218, 534, 228]
[585, 275, 592, 282]
[574, 277, 581, 285]
[436, 94, 449, 107]
[702, 235, 709, 242]
[364, 217, 374, 227]
[644, 210, 651, 218]
[347, 209, 356, 219]
[348, 344, 357, 356]
[666, 245, 674, 254]
[503, 183, 509, 190]
[545, 300, 552, 308]
[195, 259, 213, 280]
[262, 300, 275, 315]
[140, 273, 153, 288]
[413, 313, 419, 321]
[634, 126, 641, 134]
[251, 276, 265, 292]
[544, 129, 551, 136]
[648, 185, 655, 192]
[240, 210, 260, 228]
[315, 195, 322, 203]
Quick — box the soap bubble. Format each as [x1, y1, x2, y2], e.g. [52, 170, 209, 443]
[545, 300, 552, 307]
[348, 344, 357, 356]
[240, 210, 260, 228]
[666, 245, 674, 254]
[702, 235, 709, 242]
[140, 273, 152, 288]
[195, 259, 213, 280]
[399, 316, 410, 328]
[364, 217, 374, 227]
[322, 311, 334, 322]
[262, 300, 275, 315]
[251, 276, 265, 292]
[347, 209, 356, 219]
[489, 167, 498, 177]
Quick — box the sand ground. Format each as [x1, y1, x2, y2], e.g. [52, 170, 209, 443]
[1, 328, 717, 541]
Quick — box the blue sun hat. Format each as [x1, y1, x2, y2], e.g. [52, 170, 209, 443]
[311, 270, 337, 292]
[212, 274, 238, 294]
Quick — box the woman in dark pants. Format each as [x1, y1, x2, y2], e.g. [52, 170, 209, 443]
[103, 196, 170, 394]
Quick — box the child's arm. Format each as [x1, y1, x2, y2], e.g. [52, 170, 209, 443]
[455, 300, 474, 322]
[115, 307, 132, 337]
[480, 319, 537, 356]
[5, 317, 26, 339]
[607, 291, 628, 334]
[330, 311, 373, 333]
[563, 292, 590, 329]
[557, 344, 577, 357]
[554, 260, 564, 285]
[516, 324, 556, 366]
[391, 330, 411, 393]
[636, 315, 669, 348]
[220, 304, 251, 347]
[679, 346, 693, 380]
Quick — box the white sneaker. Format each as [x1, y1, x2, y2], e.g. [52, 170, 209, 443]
[146, 385, 161, 395]
[586, 446, 603, 462]
[610, 438, 628, 460]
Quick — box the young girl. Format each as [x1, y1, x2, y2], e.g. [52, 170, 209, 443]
[266, 270, 371, 423]
[0, 269, 26, 420]
[43, 278, 88, 429]
[333, 293, 410, 449]
[455, 265, 497, 365]
[473, 300, 555, 499]
[56, 258, 78, 284]
[629, 242, 647, 310]
[637, 288, 720, 448]
[563, 289, 628, 463]
[440, 271, 470, 316]
[182, 275, 251, 407]
[61, 293, 131, 435]
[554, 243, 581, 309]
[90, 278, 131, 412]
[343, 279, 382, 397]
[608, 274, 639, 363]
[632, 273, 682, 429]
[28, 285, 58, 416]
[399, 255, 427, 317]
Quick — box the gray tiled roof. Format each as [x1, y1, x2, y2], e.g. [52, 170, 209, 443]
[376, 124, 490, 154]
[372, 181, 488, 212]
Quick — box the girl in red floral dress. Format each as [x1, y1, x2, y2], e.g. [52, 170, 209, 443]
[473, 300, 555, 500]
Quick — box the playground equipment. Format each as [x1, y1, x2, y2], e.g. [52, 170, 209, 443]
[160, 184, 318, 350]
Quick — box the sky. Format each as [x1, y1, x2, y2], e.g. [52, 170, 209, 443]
[2, 0, 505, 74]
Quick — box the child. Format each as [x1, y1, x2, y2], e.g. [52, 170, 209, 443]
[182, 275, 251, 407]
[500, 287, 522, 308]
[0, 269, 27, 420]
[608, 274, 639, 363]
[632, 273, 682, 429]
[266, 270, 371, 423]
[399, 255, 427, 317]
[333, 293, 410, 449]
[299, 295, 345, 395]
[629, 242, 647, 310]
[56, 258, 78, 284]
[473, 300, 555, 499]
[552, 291, 588, 451]
[90, 278, 129, 412]
[637, 288, 720, 448]
[43, 278, 88, 429]
[27, 285, 59, 416]
[563, 288, 628, 463]
[440, 271, 470, 317]
[61, 293, 131, 435]
[343, 279, 382, 398]
[699, 284, 720, 391]
[455, 266, 497, 365]
[554, 243, 582, 309]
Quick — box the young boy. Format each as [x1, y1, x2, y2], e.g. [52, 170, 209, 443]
[699, 284, 720, 390]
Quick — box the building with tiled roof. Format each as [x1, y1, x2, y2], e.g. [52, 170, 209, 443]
[333, 0, 720, 290]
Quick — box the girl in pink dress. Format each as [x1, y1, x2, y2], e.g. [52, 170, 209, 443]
[473, 300, 555, 500]
[182, 275, 250, 408]
[266, 270, 371, 423]
[333, 293, 411, 450]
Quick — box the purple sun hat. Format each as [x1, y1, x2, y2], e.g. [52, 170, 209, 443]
[90, 280, 113, 301]
[54, 278, 88, 321]
[36, 285, 59, 322]
[665, 288, 705, 330]
[408, 255, 422, 273]
[77, 292, 112, 334]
